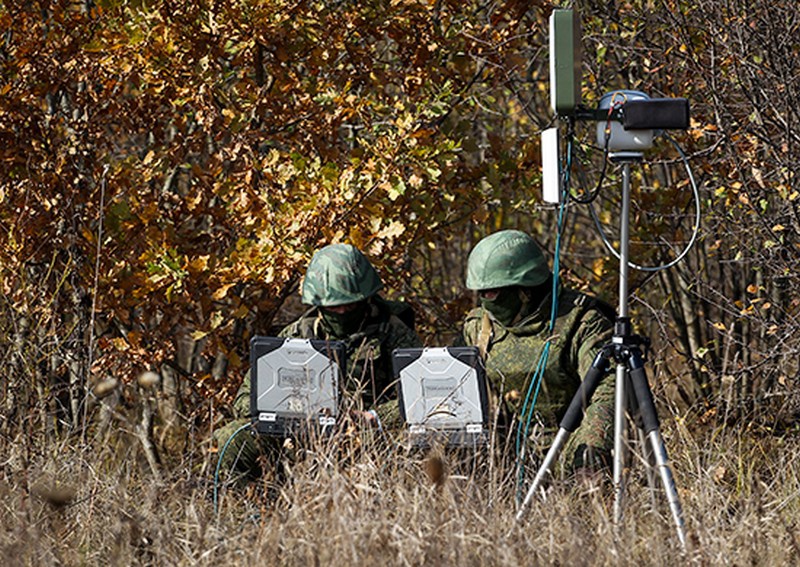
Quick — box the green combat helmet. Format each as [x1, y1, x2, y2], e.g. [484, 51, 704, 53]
[466, 230, 550, 290]
[301, 244, 383, 306]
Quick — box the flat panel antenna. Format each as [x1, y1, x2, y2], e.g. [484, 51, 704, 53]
[549, 10, 582, 116]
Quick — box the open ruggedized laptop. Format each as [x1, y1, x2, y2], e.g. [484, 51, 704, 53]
[249, 336, 345, 436]
[392, 346, 489, 447]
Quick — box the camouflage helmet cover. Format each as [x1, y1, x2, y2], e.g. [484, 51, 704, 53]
[466, 230, 550, 290]
[301, 244, 383, 306]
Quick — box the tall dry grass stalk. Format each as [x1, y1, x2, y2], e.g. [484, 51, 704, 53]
[2, 413, 799, 566]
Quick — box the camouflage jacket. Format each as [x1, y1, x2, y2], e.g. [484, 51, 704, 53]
[233, 297, 422, 424]
[462, 288, 615, 460]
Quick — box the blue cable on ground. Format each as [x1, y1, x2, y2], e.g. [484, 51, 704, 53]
[213, 420, 256, 515]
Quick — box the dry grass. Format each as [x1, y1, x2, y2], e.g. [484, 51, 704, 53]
[2, 416, 800, 567]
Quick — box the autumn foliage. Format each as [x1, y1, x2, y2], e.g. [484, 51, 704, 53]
[1, 0, 799, 445]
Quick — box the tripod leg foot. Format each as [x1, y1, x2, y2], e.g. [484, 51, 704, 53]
[646, 430, 687, 549]
[628, 354, 687, 549]
[516, 350, 612, 522]
[515, 428, 570, 521]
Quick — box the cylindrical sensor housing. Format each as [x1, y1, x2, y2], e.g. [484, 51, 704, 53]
[596, 90, 654, 152]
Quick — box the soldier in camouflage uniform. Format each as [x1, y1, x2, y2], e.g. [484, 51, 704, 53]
[460, 230, 615, 472]
[214, 243, 422, 481]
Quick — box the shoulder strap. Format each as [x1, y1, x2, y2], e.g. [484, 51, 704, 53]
[477, 311, 494, 359]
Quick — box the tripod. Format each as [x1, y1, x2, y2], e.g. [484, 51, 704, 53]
[515, 154, 687, 548]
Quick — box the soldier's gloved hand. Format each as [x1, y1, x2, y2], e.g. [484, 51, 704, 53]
[349, 409, 382, 430]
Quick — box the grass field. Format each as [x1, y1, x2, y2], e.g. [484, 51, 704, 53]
[3, 413, 799, 566]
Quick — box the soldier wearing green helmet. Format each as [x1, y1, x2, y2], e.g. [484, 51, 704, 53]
[214, 243, 421, 482]
[461, 230, 615, 473]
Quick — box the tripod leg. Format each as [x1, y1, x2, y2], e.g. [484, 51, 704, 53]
[627, 350, 687, 549]
[612, 362, 628, 525]
[625, 373, 659, 509]
[516, 350, 611, 521]
[637, 425, 659, 509]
